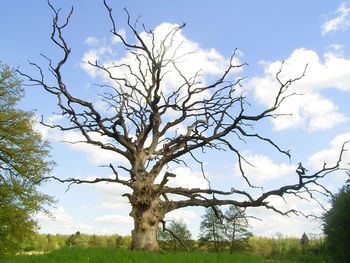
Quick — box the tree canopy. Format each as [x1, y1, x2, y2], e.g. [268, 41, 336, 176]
[158, 220, 192, 251]
[199, 206, 251, 252]
[20, 1, 349, 251]
[323, 176, 350, 263]
[199, 207, 227, 252]
[0, 62, 53, 255]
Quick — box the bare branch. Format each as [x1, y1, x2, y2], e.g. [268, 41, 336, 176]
[21, 3, 349, 250]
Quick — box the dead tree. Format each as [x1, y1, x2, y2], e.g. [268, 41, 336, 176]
[20, 1, 348, 251]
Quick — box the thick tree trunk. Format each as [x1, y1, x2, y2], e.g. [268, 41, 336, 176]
[131, 218, 159, 251]
[129, 196, 163, 251]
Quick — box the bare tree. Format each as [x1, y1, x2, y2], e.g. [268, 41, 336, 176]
[20, 1, 348, 251]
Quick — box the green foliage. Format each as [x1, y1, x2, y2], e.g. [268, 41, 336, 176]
[323, 181, 350, 263]
[224, 205, 252, 252]
[198, 207, 227, 252]
[158, 220, 193, 251]
[0, 62, 54, 255]
[105, 235, 125, 249]
[247, 234, 325, 262]
[300, 233, 309, 252]
[87, 235, 106, 248]
[24, 233, 132, 252]
[65, 232, 87, 248]
[198, 206, 251, 252]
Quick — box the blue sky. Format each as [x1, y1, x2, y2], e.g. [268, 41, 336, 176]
[1, 1, 350, 238]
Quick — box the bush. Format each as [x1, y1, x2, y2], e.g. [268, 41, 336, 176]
[323, 183, 350, 263]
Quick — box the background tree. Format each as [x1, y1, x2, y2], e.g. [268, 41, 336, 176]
[323, 175, 350, 263]
[224, 205, 252, 253]
[20, 1, 348, 251]
[0, 62, 53, 255]
[158, 220, 192, 251]
[300, 232, 309, 252]
[88, 235, 105, 248]
[199, 207, 226, 252]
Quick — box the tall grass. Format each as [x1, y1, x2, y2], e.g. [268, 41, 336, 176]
[1, 247, 295, 263]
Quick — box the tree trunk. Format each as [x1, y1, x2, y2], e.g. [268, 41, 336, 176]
[230, 222, 236, 254]
[131, 219, 159, 251]
[129, 196, 163, 251]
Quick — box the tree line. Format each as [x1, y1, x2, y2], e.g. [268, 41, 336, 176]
[17, 229, 325, 262]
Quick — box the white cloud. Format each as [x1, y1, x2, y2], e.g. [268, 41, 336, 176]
[243, 133, 350, 237]
[111, 29, 126, 44]
[250, 48, 349, 132]
[96, 214, 133, 225]
[60, 131, 127, 165]
[81, 46, 113, 78]
[85, 36, 100, 46]
[91, 176, 131, 210]
[36, 207, 93, 234]
[247, 192, 328, 237]
[155, 166, 209, 190]
[76, 22, 244, 164]
[322, 2, 350, 35]
[81, 22, 241, 102]
[36, 205, 133, 236]
[308, 132, 350, 170]
[35, 115, 128, 166]
[164, 209, 197, 225]
[236, 153, 295, 185]
[248, 210, 322, 237]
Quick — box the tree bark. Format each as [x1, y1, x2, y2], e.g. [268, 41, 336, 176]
[129, 194, 163, 251]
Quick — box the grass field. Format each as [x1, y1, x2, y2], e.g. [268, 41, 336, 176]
[0, 247, 309, 263]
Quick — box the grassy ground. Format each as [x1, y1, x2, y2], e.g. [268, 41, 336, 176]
[0, 247, 305, 263]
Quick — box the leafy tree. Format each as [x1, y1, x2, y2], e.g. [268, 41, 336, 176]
[88, 235, 105, 248]
[323, 178, 350, 263]
[21, 1, 348, 250]
[158, 220, 192, 251]
[0, 62, 53, 255]
[199, 206, 251, 252]
[224, 205, 252, 253]
[46, 234, 59, 251]
[65, 231, 88, 247]
[300, 232, 309, 252]
[199, 207, 226, 252]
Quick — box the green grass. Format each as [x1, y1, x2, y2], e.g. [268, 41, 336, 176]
[0, 247, 301, 263]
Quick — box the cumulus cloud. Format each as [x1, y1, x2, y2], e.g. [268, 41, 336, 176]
[247, 193, 329, 237]
[91, 176, 131, 210]
[35, 115, 128, 166]
[235, 153, 295, 186]
[36, 205, 133, 236]
[308, 132, 350, 170]
[248, 208, 322, 237]
[36, 207, 93, 234]
[155, 166, 209, 190]
[85, 36, 100, 46]
[81, 22, 241, 98]
[250, 48, 349, 132]
[111, 29, 127, 44]
[164, 208, 198, 225]
[95, 214, 133, 225]
[81, 46, 113, 78]
[59, 131, 128, 165]
[322, 2, 350, 35]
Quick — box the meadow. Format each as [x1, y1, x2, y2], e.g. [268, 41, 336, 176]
[0, 232, 329, 263]
[0, 247, 322, 263]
